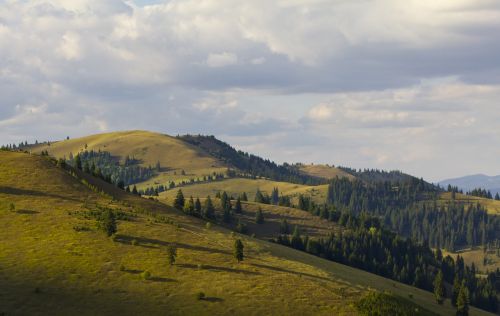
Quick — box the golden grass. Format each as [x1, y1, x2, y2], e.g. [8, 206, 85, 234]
[299, 164, 355, 180]
[160, 178, 329, 205]
[438, 192, 500, 215]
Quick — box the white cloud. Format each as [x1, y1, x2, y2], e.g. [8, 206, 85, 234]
[308, 104, 332, 121]
[206, 52, 238, 68]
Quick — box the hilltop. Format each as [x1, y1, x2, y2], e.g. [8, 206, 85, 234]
[440, 174, 500, 196]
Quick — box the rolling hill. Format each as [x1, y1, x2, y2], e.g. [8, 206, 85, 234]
[1, 150, 479, 315]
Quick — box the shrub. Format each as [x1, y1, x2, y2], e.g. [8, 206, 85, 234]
[9, 203, 15, 212]
[141, 271, 151, 280]
[205, 222, 211, 229]
[131, 239, 138, 246]
[196, 292, 205, 300]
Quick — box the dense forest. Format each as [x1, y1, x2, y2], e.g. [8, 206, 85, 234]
[275, 212, 500, 313]
[325, 177, 500, 250]
[179, 134, 325, 185]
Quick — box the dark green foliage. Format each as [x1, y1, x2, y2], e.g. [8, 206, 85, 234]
[9, 203, 15, 212]
[271, 187, 279, 205]
[203, 196, 215, 219]
[433, 270, 445, 304]
[452, 275, 461, 306]
[234, 197, 242, 213]
[194, 198, 202, 217]
[290, 226, 303, 250]
[467, 188, 493, 199]
[255, 208, 264, 224]
[234, 239, 244, 262]
[254, 189, 270, 204]
[196, 292, 205, 300]
[223, 206, 232, 223]
[183, 196, 195, 215]
[495, 193, 500, 201]
[355, 291, 437, 316]
[101, 210, 117, 237]
[166, 244, 177, 266]
[174, 189, 185, 210]
[240, 192, 248, 201]
[456, 280, 469, 316]
[69, 150, 155, 187]
[279, 218, 289, 234]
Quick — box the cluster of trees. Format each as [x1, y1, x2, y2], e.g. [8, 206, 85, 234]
[254, 188, 291, 207]
[179, 134, 326, 185]
[69, 151, 155, 187]
[467, 188, 495, 199]
[275, 212, 499, 313]
[337, 167, 425, 184]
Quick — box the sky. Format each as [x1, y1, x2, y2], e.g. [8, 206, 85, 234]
[1, 0, 500, 182]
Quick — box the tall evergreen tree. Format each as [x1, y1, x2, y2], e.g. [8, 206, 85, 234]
[452, 275, 461, 306]
[255, 208, 264, 224]
[101, 210, 117, 237]
[495, 193, 500, 201]
[174, 189, 185, 210]
[241, 192, 248, 201]
[203, 196, 215, 219]
[456, 280, 470, 316]
[234, 239, 244, 262]
[433, 270, 446, 304]
[166, 244, 177, 266]
[194, 198, 202, 217]
[271, 187, 279, 205]
[234, 197, 242, 213]
[184, 196, 195, 215]
[74, 154, 82, 170]
[291, 226, 303, 250]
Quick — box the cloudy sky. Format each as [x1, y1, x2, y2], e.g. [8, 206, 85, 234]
[1, 0, 500, 182]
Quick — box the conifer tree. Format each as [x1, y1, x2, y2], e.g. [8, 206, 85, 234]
[241, 192, 248, 201]
[280, 218, 290, 234]
[271, 187, 279, 205]
[194, 198, 202, 217]
[203, 196, 215, 219]
[234, 239, 244, 262]
[433, 270, 446, 304]
[132, 185, 138, 195]
[234, 197, 242, 213]
[255, 208, 264, 224]
[102, 210, 117, 237]
[183, 196, 195, 215]
[174, 189, 185, 210]
[456, 280, 469, 315]
[74, 154, 82, 170]
[223, 205, 232, 223]
[291, 226, 303, 250]
[495, 193, 500, 201]
[166, 244, 177, 266]
[452, 275, 461, 306]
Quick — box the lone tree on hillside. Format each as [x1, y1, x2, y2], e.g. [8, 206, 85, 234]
[234, 239, 244, 262]
[255, 208, 264, 224]
[174, 189, 185, 210]
[167, 244, 177, 266]
[433, 270, 446, 304]
[101, 210, 117, 237]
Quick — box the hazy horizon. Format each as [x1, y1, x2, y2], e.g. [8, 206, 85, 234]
[1, 0, 500, 182]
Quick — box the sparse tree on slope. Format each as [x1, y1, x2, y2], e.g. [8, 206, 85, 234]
[102, 210, 117, 237]
[167, 244, 177, 266]
[174, 189, 185, 210]
[234, 239, 244, 262]
[456, 280, 470, 316]
[203, 196, 215, 219]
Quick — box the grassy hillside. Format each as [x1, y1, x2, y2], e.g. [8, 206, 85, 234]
[299, 164, 355, 180]
[32, 130, 228, 188]
[1, 151, 481, 315]
[161, 178, 329, 205]
[439, 192, 500, 215]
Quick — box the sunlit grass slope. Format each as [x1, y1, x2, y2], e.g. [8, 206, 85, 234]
[439, 192, 500, 215]
[0, 151, 481, 315]
[161, 178, 329, 205]
[299, 164, 355, 180]
[32, 130, 228, 186]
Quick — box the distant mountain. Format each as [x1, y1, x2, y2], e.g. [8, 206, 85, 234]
[439, 174, 500, 195]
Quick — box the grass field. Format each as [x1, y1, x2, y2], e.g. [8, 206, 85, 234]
[442, 248, 500, 274]
[1, 151, 484, 315]
[299, 164, 355, 180]
[161, 178, 329, 205]
[439, 192, 500, 215]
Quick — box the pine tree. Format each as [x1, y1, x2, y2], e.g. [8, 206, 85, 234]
[174, 189, 185, 210]
[234, 239, 244, 262]
[495, 193, 500, 201]
[221, 191, 229, 209]
[291, 226, 303, 250]
[194, 198, 202, 217]
[203, 196, 215, 219]
[183, 196, 195, 215]
[132, 185, 138, 195]
[271, 187, 279, 205]
[456, 280, 469, 315]
[433, 270, 446, 304]
[255, 208, 264, 224]
[280, 218, 290, 234]
[223, 206, 232, 223]
[101, 210, 117, 237]
[241, 192, 248, 201]
[234, 197, 242, 213]
[452, 275, 461, 306]
[156, 161, 161, 172]
[255, 189, 264, 203]
[74, 154, 82, 170]
[166, 244, 177, 266]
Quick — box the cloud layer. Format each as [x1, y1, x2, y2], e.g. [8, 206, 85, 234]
[1, 0, 500, 181]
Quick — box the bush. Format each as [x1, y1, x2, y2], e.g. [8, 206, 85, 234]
[205, 222, 211, 229]
[9, 203, 15, 212]
[141, 271, 151, 280]
[196, 291, 205, 300]
[131, 239, 138, 246]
